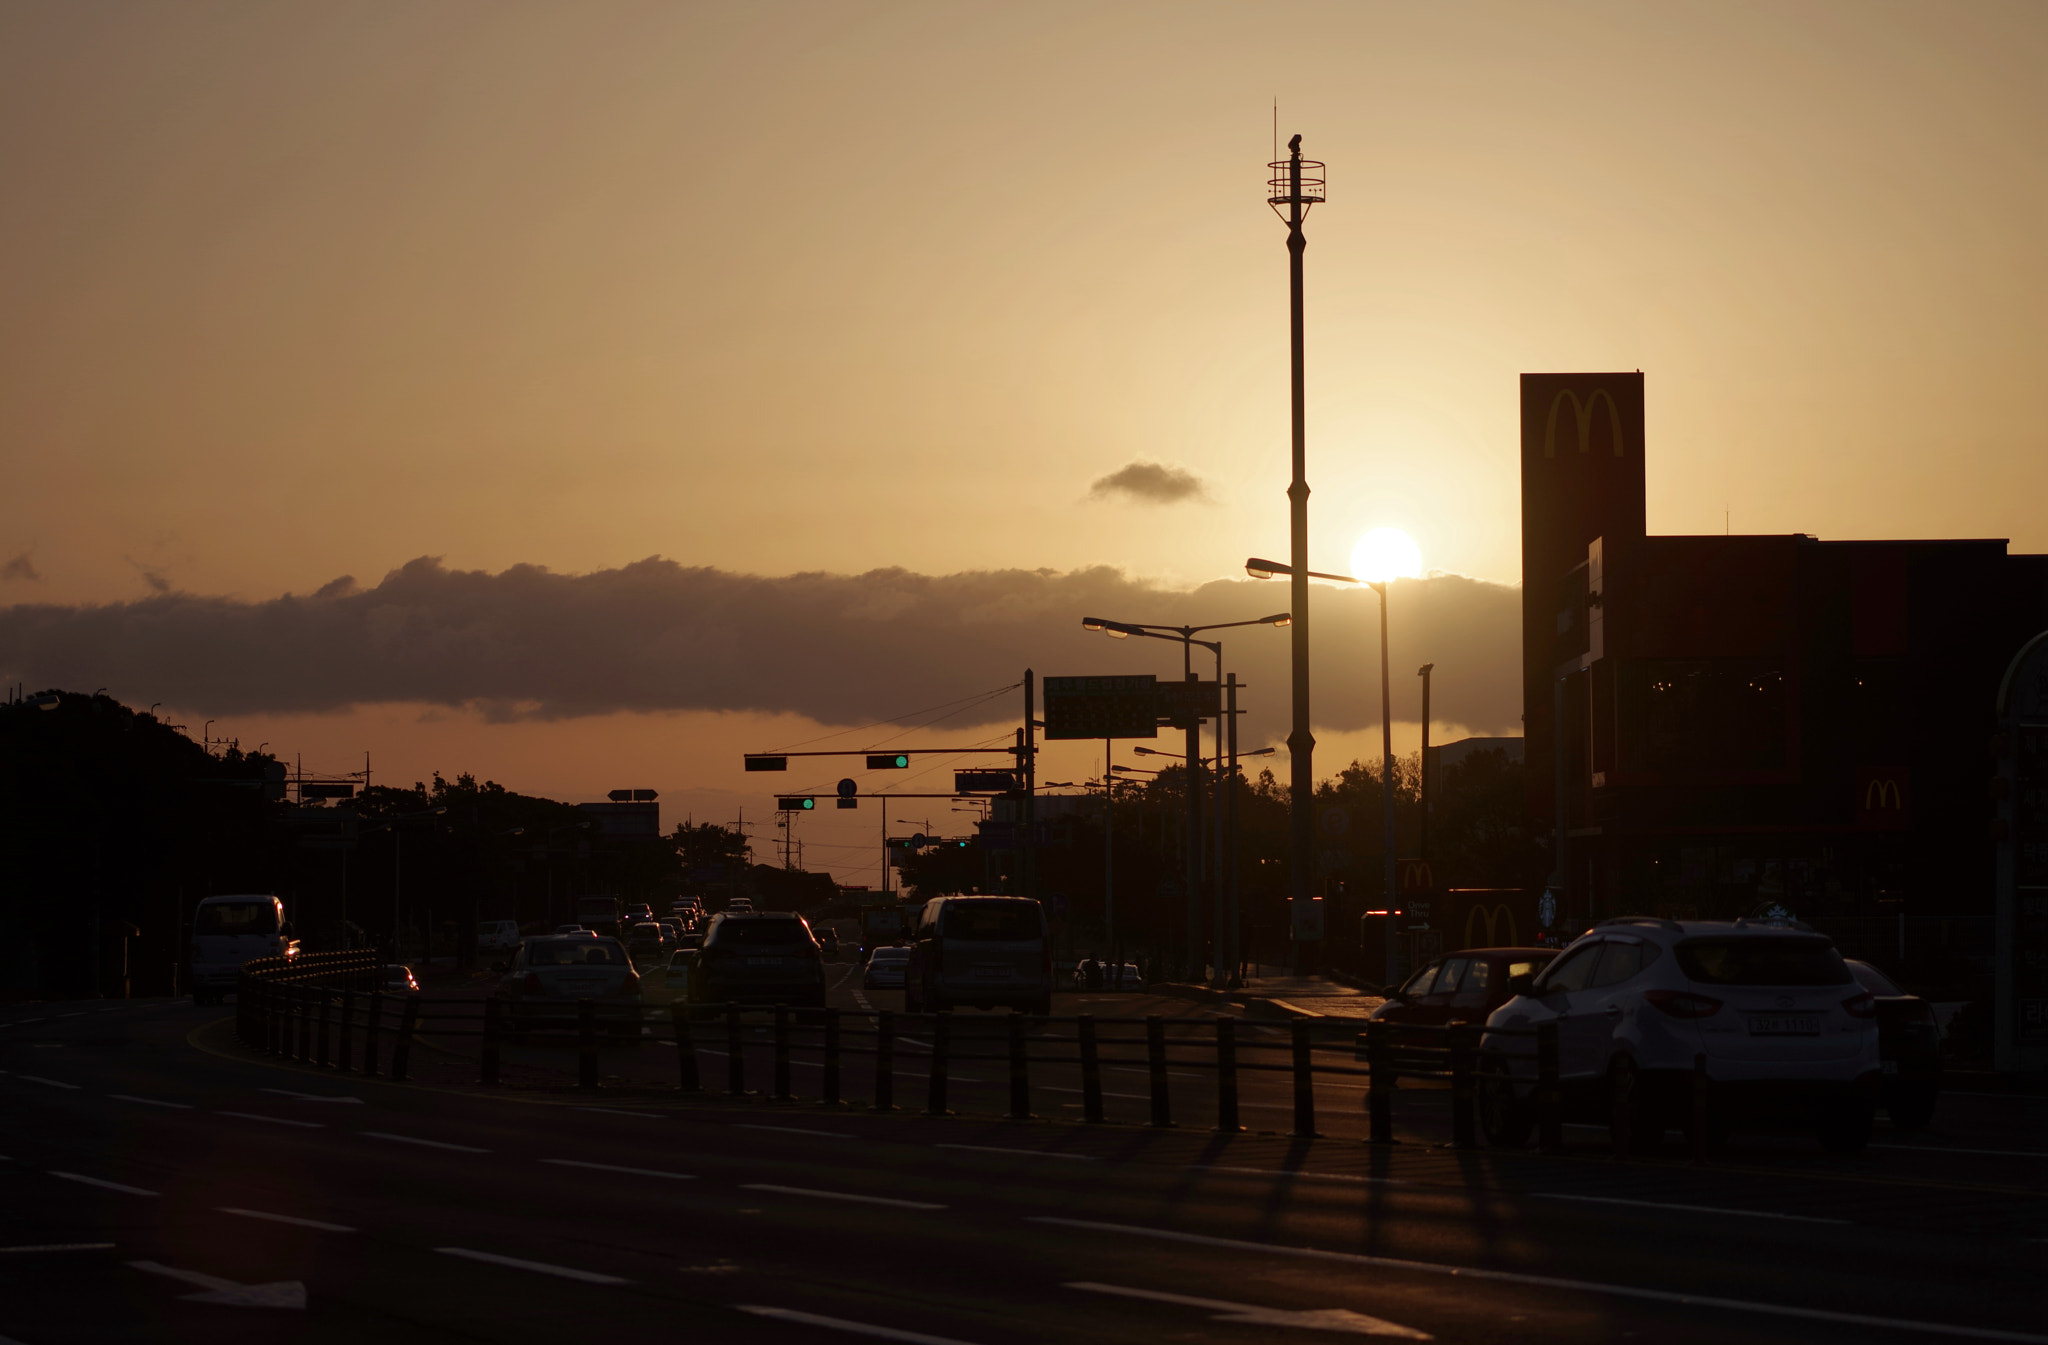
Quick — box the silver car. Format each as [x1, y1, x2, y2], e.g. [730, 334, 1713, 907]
[496, 936, 643, 1041]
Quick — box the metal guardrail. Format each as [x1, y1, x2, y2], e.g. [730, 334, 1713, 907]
[229, 958, 1626, 1151]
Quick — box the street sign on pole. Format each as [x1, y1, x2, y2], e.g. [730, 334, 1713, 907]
[954, 769, 1017, 793]
[1155, 678, 1222, 730]
[1044, 675, 1158, 740]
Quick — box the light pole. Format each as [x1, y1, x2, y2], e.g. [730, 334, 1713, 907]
[1247, 556, 1402, 985]
[364, 806, 449, 963]
[1267, 133, 1327, 967]
[1417, 663, 1435, 865]
[1083, 612, 1290, 980]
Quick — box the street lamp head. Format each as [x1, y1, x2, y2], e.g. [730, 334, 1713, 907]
[1244, 746, 1277, 757]
[1244, 557, 1289, 580]
[1417, 663, 1434, 676]
[1081, 617, 1108, 632]
[1261, 612, 1292, 627]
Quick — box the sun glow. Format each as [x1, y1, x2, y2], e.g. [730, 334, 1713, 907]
[1351, 528, 1423, 583]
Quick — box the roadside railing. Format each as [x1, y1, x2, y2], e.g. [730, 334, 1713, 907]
[229, 962, 1578, 1149]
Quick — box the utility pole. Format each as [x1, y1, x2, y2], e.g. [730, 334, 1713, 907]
[1417, 663, 1435, 864]
[1022, 670, 1038, 904]
[1269, 133, 1325, 954]
[1103, 738, 1115, 961]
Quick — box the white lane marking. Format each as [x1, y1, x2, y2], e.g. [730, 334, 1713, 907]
[218, 1112, 324, 1129]
[108, 1094, 195, 1110]
[54, 1013, 86, 1019]
[1871, 1143, 2048, 1160]
[217, 1207, 356, 1233]
[433, 1246, 630, 1284]
[30, 1044, 64, 1049]
[574, 1107, 664, 1118]
[16, 1075, 81, 1090]
[1188, 1165, 1404, 1186]
[361, 1131, 490, 1153]
[1030, 1218, 2048, 1345]
[260, 1089, 364, 1104]
[742, 1184, 947, 1211]
[10, 1018, 48, 1025]
[735, 1124, 853, 1139]
[1067, 1281, 1430, 1338]
[737, 1305, 984, 1344]
[127, 1260, 307, 1308]
[52, 1172, 158, 1197]
[696, 1050, 983, 1082]
[936, 1144, 1097, 1161]
[0, 1243, 117, 1253]
[1530, 1193, 1848, 1225]
[1042, 1086, 1151, 1101]
[541, 1159, 696, 1181]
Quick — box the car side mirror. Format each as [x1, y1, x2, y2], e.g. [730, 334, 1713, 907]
[1506, 973, 1536, 997]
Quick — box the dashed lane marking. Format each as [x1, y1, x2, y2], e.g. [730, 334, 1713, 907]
[1029, 1217, 2048, 1345]
[16, 1076, 81, 1090]
[51, 1172, 158, 1197]
[1870, 1143, 2048, 1160]
[260, 1089, 364, 1104]
[574, 1107, 664, 1118]
[734, 1124, 854, 1139]
[1530, 1193, 1849, 1225]
[737, 1306, 983, 1344]
[742, 1184, 947, 1211]
[218, 1112, 324, 1129]
[361, 1131, 490, 1153]
[936, 1144, 1097, 1161]
[107, 1094, 194, 1110]
[0, 1243, 117, 1253]
[1043, 1086, 1150, 1101]
[541, 1159, 697, 1181]
[217, 1208, 356, 1233]
[1066, 1281, 1430, 1338]
[433, 1247, 630, 1284]
[1186, 1165, 1405, 1186]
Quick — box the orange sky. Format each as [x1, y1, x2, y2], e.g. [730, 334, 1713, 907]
[2, 2, 2041, 877]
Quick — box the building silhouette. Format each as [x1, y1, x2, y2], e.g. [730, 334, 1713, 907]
[1521, 372, 2048, 992]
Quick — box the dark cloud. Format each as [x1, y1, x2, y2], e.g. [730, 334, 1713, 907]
[0, 557, 1523, 739]
[1, 551, 38, 582]
[1089, 461, 1208, 505]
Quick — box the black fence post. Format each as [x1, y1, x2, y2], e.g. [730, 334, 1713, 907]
[773, 1005, 792, 1102]
[926, 1013, 950, 1116]
[1215, 1017, 1241, 1132]
[294, 985, 312, 1062]
[727, 1003, 745, 1096]
[874, 1010, 895, 1111]
[316, 991, 332, 1068]
[480, 997, 501, 1086]
[1536, 1021, 1563, 1153]
[1007, 1013, 1030, 1120]
[1367, 1021, 1393, 1143]
[1290, 1018, 1318, 1138]
[1078, 1015, 1103, 1123]
[577, 999, 599, 1090]
[673, 1002, 701, 1092]
[337, 989, 356, 1073]
[391, 997, 419, 1082]
[822, 1008, 841, 1107]
[362, 991, 384, 1077]
[1691, 1051, 1711, 1163]
[1145, 1017, 1171, 1128]
[1450, 1024, 1478, 1149]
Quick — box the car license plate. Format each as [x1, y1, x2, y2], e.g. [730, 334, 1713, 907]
[1745, 1013, 1820, 1036]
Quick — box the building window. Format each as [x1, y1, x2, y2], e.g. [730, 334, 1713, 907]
[1622, 660, 1787, 773]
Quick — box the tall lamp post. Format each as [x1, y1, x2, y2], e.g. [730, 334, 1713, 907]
[1267, 134, 1327, 962]
[1417, 664, 1435, 864]
[1082, 612, 1289, 980]
[1246, 557, 1401, 985]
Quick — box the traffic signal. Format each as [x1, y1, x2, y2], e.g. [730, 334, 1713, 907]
[866, 754, 910, 769]
[745, 756, 789, 772]
[775, 796, 815, 811]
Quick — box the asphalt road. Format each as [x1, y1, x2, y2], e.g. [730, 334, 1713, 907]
[2, 990, 2043, 1345]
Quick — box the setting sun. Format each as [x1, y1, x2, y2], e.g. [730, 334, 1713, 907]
[1351, 527, 1423, 583]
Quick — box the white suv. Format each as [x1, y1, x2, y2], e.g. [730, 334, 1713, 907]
[1479, 916, 1880, 1154]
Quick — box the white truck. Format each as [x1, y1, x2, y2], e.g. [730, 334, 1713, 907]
[189, 894, 298, 1005]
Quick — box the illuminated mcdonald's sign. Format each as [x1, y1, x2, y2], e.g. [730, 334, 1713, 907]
[1856, 768, 1910, 831]
[1864, 778, 1903, 810]
[1465, 903, 1519, 948]
[1543, 387, 1627, 459]
[1397, 859, 1434, 891]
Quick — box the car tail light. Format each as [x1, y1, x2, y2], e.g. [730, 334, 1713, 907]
[523, 972, 543, 994]
[1840, 992, 1877, 1019]
[1645, 989, 1724, 1019]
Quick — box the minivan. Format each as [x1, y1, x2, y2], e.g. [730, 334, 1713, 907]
[190, 894, 297, 1005]
[903, 897, 1051, 1015]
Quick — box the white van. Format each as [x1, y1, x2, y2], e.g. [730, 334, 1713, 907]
[903, 896, 1052, 1015]
[476, 920, 522, 956]
[190, 894, 298, 1005]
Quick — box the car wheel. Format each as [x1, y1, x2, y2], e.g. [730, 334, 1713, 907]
[1609, 1056, 1663, 1156]
[1477, 1055, 1533, 1148]
[1887, 1081, 1939, 1131]
[1818, 1090, 1876, 1154]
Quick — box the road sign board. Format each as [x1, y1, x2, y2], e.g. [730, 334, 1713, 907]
[1044, 674, 1159, 740]
[745, 756, 788, 772]
[954, 769, 1017, 792]
[1155, 678, 1221, 729]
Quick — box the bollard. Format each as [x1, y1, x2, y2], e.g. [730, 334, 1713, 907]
[480, 997, 501, 1086]
[338, 989, 356, 1073]
[673, 1002, 701, 1092]
[1536, 1021, 1563, 1153]
[1450, 1024, 1478, 1149]
[1691, 1052, 1711, 1163]
[1007, 1013, 1030, 1120]
[1290, 1018, 1317, 1138]
[362, 991, 384, 1076]
[774, 1005, 792, 1102]
[391, 997, 419, 1082]
[1215, 1017, 1240, 1132]
[727, 1004, 745, 1096]
[822, 1008, 841, 1106]
[1145, 1017, 1172, 1128]
[874, 1010, 895, 1111]
[926, 1013, 950, 1116]
[577, 999, 599, 1090]
[1078, 1015, 1104, 1123]
[317, 992, 332, 1068]
[1366, 1021, 1394, 1144]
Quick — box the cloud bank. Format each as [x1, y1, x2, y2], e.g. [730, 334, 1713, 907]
[0, 557, 1524, 738]
[1089, 462, 1207, 504]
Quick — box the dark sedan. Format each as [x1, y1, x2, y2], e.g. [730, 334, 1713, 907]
[689, 912, 826, 1008]
[1846, 959, 1942, 1129]
[1369, 947, 1559, 1027]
